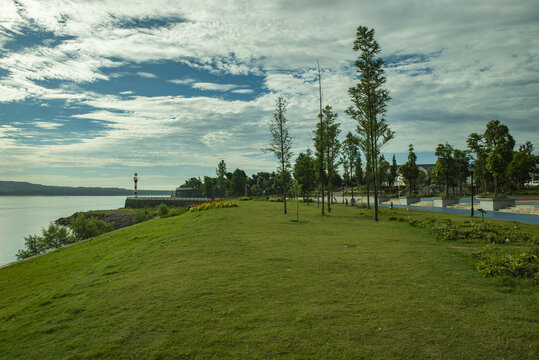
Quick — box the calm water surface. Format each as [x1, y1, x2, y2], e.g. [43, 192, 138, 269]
[0, 196, 129, 266]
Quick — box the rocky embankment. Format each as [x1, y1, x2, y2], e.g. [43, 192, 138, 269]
[56, 210, 136, 230]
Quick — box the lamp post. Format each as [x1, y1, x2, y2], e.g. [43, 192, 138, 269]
[469, 164, 475, 217]
[134, 172, 138, 198]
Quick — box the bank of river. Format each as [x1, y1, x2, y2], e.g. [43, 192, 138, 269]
[0, 196, 146, 266]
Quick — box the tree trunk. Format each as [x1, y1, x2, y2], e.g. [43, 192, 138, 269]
[494, 177, 498, 197]
[327, 176, 332, 213]
[366, 180, 370, 209]
[372, 156, 378, 222]
[283, 188, 287, 214]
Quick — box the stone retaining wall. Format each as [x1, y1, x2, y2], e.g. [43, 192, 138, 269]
[399, 197, 421, 205]
[477, 198, 516, 211]
[433, 197, 460, 207]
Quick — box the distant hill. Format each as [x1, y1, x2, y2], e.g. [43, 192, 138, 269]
[0, 181, 171, 196]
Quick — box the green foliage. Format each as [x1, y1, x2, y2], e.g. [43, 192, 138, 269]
[467, 132, 489, 193]
[158, 203, 169, 216]
[399, 144, 419, 195]
[313, 105, 341, 213]
[160, 207, 188, 218]
[377, 155, 389, 188]
[262, 96, 293, 214]
[406, 217, 538, 245]
[16, 222, 76, 260]
[346, 26, 394, 221]
[484, 120, 515, 196]
[294, 149, 317, 198]
[389, 154, 398, 187]
[230, 168, 248, 197]
[268, 196, 282, 202]
[189, 199, 238, 212]
[473, 245, 538, 282]
[508, 143, 537, 191]
[216, 160, 228, 195]
[180, 177, 202, 189]
[69, 213, 114, 241]
[133, 210, 153, 224]
[202, 176, 215, 199]
[434, 142, 455, 195]
[237, 196, 251, 201]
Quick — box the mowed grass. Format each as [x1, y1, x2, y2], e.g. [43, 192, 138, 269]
[0, 201, 537, 359]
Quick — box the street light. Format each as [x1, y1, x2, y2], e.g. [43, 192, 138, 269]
[134, 172, 138, 198]
[468, 164, 476, 217]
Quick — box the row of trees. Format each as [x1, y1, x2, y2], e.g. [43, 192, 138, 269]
[263, 26, 393, 221]
[397, 120, 537, 197]
[179, 160, 307, 200]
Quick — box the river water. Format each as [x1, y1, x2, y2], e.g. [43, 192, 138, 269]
[0, 196, 132, 267]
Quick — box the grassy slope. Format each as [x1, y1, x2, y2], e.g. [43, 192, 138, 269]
[0, 202, 537, 359]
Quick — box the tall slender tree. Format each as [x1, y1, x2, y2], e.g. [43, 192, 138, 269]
[389, 154, 398, 187]
[293, 149, 317, 203]
[399, 144, 419, 195]
[484, 120, 515, 197]
[434, 143, 455, 196]
[346, 26, 394, 222]
[508, 141, 537, 191]
[377, 155, 390, 197]
[216, 160, 227, 196]
[323, 106, 341, 212]
[342, 131, 360, 203]
[467, 133, 488, 194]
[263, 96, 293, 214]
[316, 60, 325, 215]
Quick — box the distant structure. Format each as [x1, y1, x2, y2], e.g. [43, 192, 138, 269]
[175, 187, 203, 198]
[174, 187, 226, 198]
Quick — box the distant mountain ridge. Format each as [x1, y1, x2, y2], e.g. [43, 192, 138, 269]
[0, 181, 171, 196]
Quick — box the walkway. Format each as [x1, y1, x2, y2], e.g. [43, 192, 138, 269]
[331, 195, 539, 225]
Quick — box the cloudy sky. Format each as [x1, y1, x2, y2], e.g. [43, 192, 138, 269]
[1, 0, 538, 190]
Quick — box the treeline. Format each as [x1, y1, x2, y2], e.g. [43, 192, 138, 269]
[0, 181, 169, 196]
[178, 160, 333, 199]
[398, 120, 537, 197]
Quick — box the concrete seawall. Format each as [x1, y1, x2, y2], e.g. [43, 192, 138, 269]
[125, 197, 209, 208]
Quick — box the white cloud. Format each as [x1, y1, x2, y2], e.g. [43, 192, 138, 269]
[168, 78, 195, 85]
[231, 89, 254, 94]
[137, 71, 157, 78]
[191, 82, 238, 91]
[33, 121, 63, 129]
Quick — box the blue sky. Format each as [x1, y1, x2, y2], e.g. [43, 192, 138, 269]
[1, 0, 538, 190]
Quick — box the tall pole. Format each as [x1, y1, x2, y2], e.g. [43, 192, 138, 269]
[134, 172, 138, 198]
[318, 59, 325, 216]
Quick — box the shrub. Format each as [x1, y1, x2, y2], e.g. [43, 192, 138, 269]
[189, 199, 238, 212]
[158, 203, 169, 216]
[406, 217, 538, 245]
[133, 210, 152, 224]
[69, 213, 114, 240]
[160, 208, 188, 218]
[474, 246, 538, 281]
[237, 196, 251, 201]
[16, 222, 77, 260]
[268, 196, 282, 202]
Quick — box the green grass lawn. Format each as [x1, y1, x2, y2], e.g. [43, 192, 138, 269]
[1, 201, 537, 359]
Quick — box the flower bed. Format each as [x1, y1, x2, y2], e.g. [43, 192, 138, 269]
[188, 199, 238, 212]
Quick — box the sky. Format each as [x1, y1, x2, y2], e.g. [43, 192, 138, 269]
[1, 0, 538, 190]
